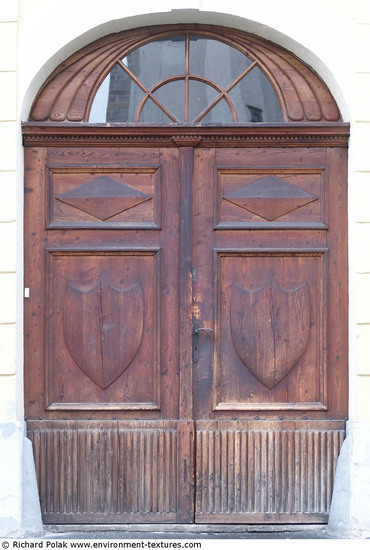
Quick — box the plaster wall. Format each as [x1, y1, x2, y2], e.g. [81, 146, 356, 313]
[0, 0, 23, 538]
[0, 0, 369, 537]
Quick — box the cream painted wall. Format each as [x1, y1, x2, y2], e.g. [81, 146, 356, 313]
[352, 0, 370, 422]
[0, 0, 23, 538]
[0, 0, 370, 537]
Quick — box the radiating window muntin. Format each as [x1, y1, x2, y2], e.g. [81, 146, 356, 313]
[89, 34, 283, 124]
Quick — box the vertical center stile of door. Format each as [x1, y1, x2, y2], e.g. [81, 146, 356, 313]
[176, 144, 196, 523]
[178, 145, 194, 421]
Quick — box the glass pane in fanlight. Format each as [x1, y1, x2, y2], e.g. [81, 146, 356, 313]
[153, 80, 185, 122]
[139, 97, 174, 123]
[89, 73, 110, 123]
[89, 65, 144, 123]
[188, 80, 219, 123]
[121, 35, 185, 90]
[189, 36, 253, 89]
[198, 98, 234, 124]
[229, 66, 284, 123]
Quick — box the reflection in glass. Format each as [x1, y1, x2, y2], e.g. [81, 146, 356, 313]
[229, 66, 283, 123]
[200, 98, 234, 124]
[122, 36, 185, 89]
[153, 80, 185, 122]
[190, 37, 253, 89]
[89, 73, 110, 123]
[89, 34, 284, 124]
[189, 80, 219, 123]
[140, 98, 173, 124]
[89, 65, 144, 123]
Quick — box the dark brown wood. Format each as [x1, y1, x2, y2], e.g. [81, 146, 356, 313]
[326, 147, 349, 417]
[55, 175, 152, 221]
[217, 166, 325, 229]
[47, 162, 160, 230]
[191, 145, 347, 523]
[28, 420, 179, 523]
[179, 147, 194, 420]
[25, 146, 181, 420]
[176, 421, 195, 522]
[230, 271, 311, 389]
[195, 420, 345, 523]
[192, 146, 347, 420]
[223, 175, 318, 221]
[28, 25, 341, 124]
[22, 123, 350, 148]
[213, 248, 327, 410]
[24, 140, 348, 524]
[62, 269, 144, 390]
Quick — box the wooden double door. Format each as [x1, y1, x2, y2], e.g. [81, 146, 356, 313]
[25, 140, 347, 524]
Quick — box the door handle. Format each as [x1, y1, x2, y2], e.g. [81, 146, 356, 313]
[193, 323, 214, 363]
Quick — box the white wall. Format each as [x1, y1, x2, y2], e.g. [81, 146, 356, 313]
[0, 0, 369, 537]
[0, 0, 23, 537]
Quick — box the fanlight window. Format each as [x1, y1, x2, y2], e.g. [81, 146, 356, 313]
[89, 34, 283, 124]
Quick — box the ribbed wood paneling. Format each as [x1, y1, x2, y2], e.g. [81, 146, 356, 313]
[27, 421, 178, 523]
[195, 422, 345, 523]
[29, 24, 341, 123]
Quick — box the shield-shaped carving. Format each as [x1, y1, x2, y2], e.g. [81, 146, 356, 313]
[63, 272, 143, 389]
[230, 271, 310, 389]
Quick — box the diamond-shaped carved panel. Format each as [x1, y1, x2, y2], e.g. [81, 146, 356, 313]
[223, 176, 318, 221]
[56, 176, 151, 221]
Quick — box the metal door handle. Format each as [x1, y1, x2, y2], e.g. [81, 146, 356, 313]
[194, 326, 214, 334]
[193, 323, 214, 362]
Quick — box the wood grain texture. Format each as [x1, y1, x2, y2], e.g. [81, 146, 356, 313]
[56, 176, 151, 221]
[25, 146, 181, 420]
[195, 421, 345, 523]
[63, 273, 143, 390]
[179, 147, 194, 419]
[217, 166, 326, 229]
[28, 420, 179, 524]
[46, 250, 160, 409]
[192, 146, 347, 421]
[215, 250, 326, 409]
[48, 165, 160, 229]
[22, 124, 350, 149]
[222, 174, 319, 223]
[24, 128, 348, 525]
[28, 24, 341, 124]
[230, 272, 310, 389]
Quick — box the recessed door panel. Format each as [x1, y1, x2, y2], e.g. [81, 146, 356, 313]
[47, 165, 161, 228]
[214, 249, 327, 411]
[46, 249, 160, 410]
[216, 167, 326, 228]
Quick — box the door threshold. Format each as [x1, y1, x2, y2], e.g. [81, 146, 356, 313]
[43, 523, 329, 537]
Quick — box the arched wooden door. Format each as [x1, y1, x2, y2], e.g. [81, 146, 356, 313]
[23, 25, 349, 524]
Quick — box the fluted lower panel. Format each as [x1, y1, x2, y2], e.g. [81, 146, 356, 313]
[195, 421, 345, 523]
[27, 420, 178, 523]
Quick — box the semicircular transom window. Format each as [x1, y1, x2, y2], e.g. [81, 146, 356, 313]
[89, 34, 284, 124]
